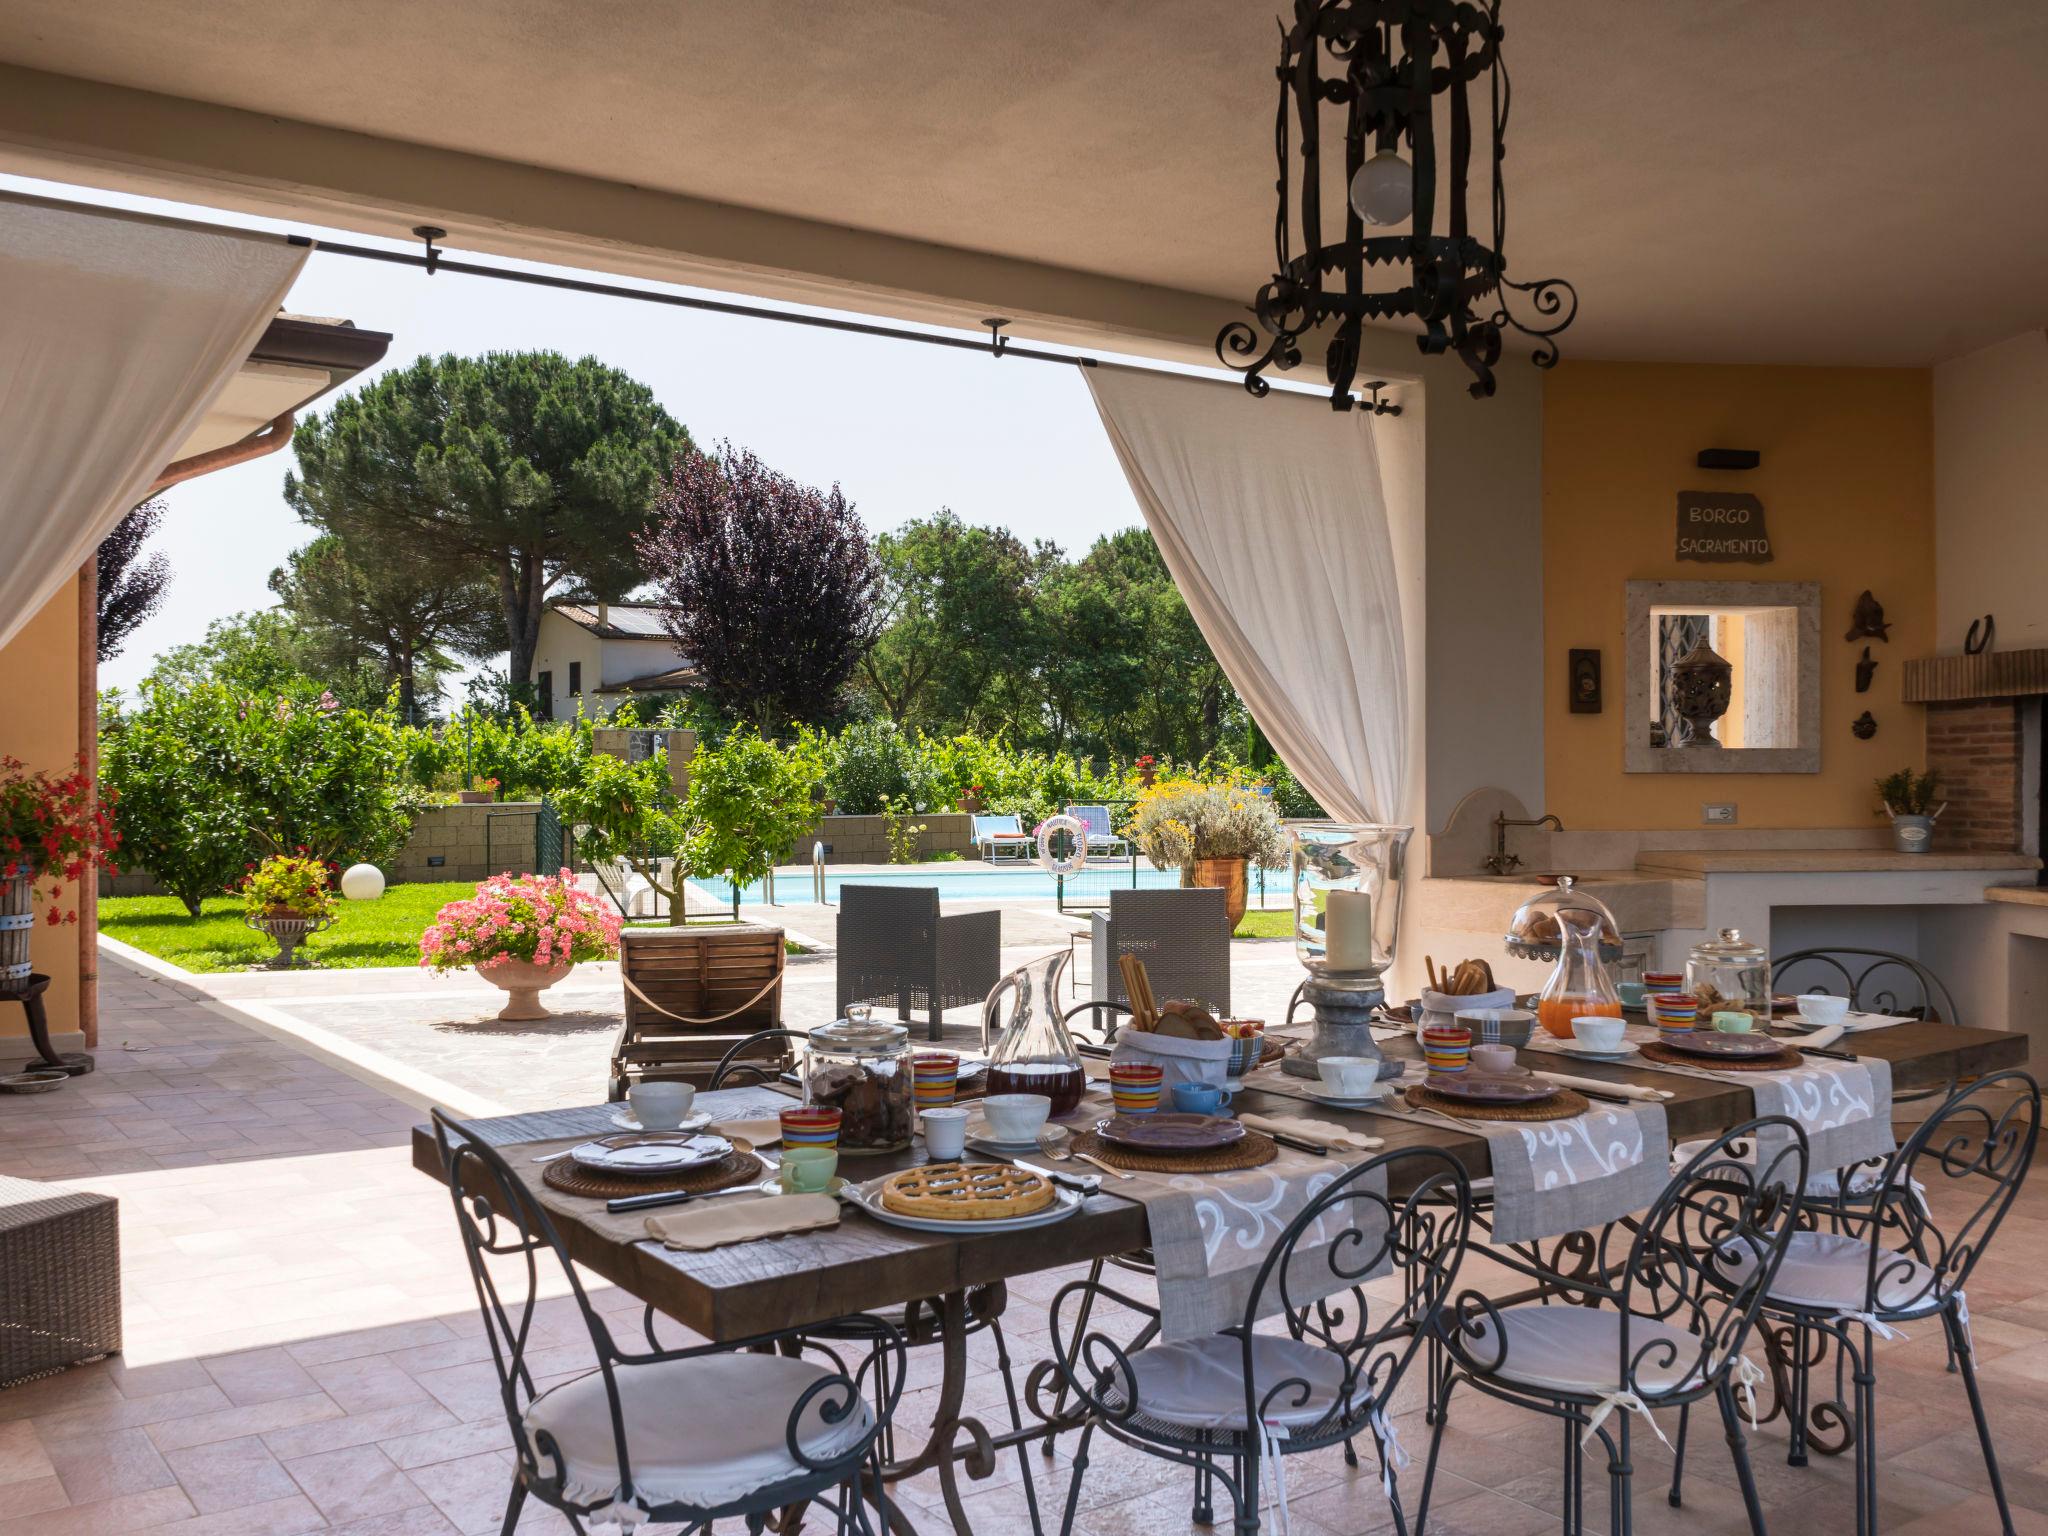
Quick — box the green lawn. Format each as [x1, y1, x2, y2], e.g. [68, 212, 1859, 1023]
[101, 883, 805, 974]
[1234, 908, 1292, 940]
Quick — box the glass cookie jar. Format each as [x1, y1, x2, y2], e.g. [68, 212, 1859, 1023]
[805, 1011, 915, 1153]
[1686, 928, 1772, 1024]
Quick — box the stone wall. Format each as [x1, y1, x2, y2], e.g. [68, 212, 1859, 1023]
[791, 812, 980, 864]
[389, 801, 544, 883]
[1926, 699, 2024, 852]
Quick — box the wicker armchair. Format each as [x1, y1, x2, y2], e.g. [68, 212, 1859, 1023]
[1089, 886, 1232, 1016]
[0, 1175, 120, 1387]
[835, 885, 1000, 1042]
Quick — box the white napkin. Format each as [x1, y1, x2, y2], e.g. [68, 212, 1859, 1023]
[1239, 1113, 1386, 1153]
[709, 1116, 783, 1146]
[1529, 1070, 1672, 1102]
[1792, 1025, 1846, 1052]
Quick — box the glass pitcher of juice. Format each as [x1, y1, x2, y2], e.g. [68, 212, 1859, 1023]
[1536, 906, 1624, 1040]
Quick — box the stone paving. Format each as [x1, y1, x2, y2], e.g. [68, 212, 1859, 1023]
[0, 950, 2046, 1533]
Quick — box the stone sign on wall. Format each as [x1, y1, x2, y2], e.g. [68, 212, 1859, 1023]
[1675, 490, 1772, 563]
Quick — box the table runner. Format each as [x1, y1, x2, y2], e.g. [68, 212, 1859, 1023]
[1628, 1049, 1895, 1180]
[1106, 1146, 1386, 1341]
[502, 1130, 784, 1249]
[1365, 1063, 1671, 1246]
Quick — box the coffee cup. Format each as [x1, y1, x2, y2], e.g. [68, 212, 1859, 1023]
[981, 1093, 1051, 1144]
[1109, 1062, 1165, 1115]
[1316, 1055, 1383, 1097]
[1712, 1011, 1754, 1034]
[920, 1106, 968, 1162]
[779, 1145, 839, 1193]
[1618, 980, 1648, 1010]
[912, 1052, 960, 1108]
[627, 1081, 693, 1131]
[1796, 993, 1849, 1027]
[1171, 1081, 1233, 1115]
[1571, 1015, 1627, 1054]
[1421, 1024, 1472, 1075]
[1471, 1043, 1516, 1075]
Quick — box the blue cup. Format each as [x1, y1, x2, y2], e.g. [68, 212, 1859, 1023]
[1170, 1081, 1233, 1115]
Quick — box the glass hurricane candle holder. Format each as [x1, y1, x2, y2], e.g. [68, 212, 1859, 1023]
[1284, 823, 1412, 1081]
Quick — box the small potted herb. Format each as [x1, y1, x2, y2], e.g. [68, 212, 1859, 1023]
[239, 851, 337, 968]
[1875, 768, 1945, 854]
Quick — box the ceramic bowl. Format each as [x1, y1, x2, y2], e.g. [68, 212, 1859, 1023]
[981, 1093, 1051, 1144]
[1796, 993, 1850, 1026]
[1456, 1007, 1535, 1048]
[1571, 1015, 1628, 1053]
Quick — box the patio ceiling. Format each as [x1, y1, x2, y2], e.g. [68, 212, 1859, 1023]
[0, 2, 2044, 367]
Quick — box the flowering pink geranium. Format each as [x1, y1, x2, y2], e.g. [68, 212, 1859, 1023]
[419, 870, 622, 975]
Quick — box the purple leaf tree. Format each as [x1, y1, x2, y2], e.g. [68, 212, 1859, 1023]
[638, 442, 881, 732]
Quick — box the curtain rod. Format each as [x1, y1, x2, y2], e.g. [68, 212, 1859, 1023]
[286, 230, 1402, 411]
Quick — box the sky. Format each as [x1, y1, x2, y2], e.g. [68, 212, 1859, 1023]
[3, 173, 1159, 698]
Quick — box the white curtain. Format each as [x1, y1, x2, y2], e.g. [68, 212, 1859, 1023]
[1084, 366, 1408, 824]
[0, 192, 307, 649]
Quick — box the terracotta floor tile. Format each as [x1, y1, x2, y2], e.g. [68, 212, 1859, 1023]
[0, 1421, 54, 1487]
[145, 1392, 344, 1454]
[35, 1424, 175, 1504]
[159, 1435, 301, 1514]
[282, 1442, 432, 1523]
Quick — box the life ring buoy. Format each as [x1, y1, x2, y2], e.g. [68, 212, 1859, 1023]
[1035, 814, 1089, 877]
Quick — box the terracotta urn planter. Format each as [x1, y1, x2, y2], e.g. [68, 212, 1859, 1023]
[481, 958, 574, 1021]
[1186, 856, 1250, 930]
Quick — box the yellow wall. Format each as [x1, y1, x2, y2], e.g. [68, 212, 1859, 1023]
[0, 576, 83, 1038]
[1543, 362, 1932, 829]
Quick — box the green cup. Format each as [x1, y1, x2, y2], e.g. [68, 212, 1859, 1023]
[1711, 1011, 1754, 1034]
[780, 1146, 839, 1194]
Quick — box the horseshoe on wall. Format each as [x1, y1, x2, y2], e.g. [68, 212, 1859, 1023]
[1965, 615, 1995, 655]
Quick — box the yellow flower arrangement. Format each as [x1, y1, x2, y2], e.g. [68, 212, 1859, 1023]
[1128, 775, 1286, 875]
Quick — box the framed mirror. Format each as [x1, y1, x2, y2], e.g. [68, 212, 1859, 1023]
[1623, 579, 1820, 773]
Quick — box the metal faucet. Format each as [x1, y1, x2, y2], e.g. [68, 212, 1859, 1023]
[1485, 812, 1564, 875]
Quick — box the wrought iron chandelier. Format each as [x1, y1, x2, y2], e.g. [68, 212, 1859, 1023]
[1217, 0, 1576, 407]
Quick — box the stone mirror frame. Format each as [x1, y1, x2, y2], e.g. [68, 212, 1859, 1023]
[1623, 579, 1821, 774]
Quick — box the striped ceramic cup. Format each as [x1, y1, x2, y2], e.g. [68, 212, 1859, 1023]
[779, 1106, 843, 1148]
[1108, 1062, 1165, 1115]
[912, 1052, 960, 1108]
[1420, 1024, 1473, 1074]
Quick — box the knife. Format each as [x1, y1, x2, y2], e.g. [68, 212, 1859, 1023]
[1009, 1158, 1099, 1193]
[606, 1183, 768, 1215]
[1267, 1130, 1329, 1156]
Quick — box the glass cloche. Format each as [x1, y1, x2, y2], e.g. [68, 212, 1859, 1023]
[1503, 875, 1624, 964]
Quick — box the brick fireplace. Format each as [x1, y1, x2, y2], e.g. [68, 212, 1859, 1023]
[1906, 649, 2048, 862]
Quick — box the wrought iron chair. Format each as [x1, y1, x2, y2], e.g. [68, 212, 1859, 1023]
[1675, 1071, 2041, 1536]
[836, 884, 1001, 1042]
[429, 1111, 904, 1535]
[1772, 946, 1960, 1104]
[1045, 1144, 1473, 1535]
[1423, 1117, 1810, 1536]
[706, 1028, 813, 1090]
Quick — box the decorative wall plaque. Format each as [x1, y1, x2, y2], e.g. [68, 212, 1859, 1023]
[1675, 491, 1771, 563]
[1569, 649, 1602, 714]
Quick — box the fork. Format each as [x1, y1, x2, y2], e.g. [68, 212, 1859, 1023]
[1036, 1125, 1132, 1180]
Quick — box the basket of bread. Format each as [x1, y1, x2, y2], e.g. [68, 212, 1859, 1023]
[1108, 956, 1235, 1090]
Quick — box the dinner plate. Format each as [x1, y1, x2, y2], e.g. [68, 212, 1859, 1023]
[1426, 1072, 1560, 1105]
[610, 1109, 713, 1133]
[841, 1177, 1082, 1234]
[1093, 1113, 1248, 1151]
[568, 1133, 732, 1175]
[1658, 1031, 1786, 1060]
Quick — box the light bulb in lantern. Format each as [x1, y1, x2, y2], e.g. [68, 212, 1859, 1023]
[1349, 150, 1413, 226]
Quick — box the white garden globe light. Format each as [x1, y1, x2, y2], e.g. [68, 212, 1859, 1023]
[340, 863, 386, 901]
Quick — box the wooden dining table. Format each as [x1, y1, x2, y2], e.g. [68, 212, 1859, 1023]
[410, 1019, 2025, 1535]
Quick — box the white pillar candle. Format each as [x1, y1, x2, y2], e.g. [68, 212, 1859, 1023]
[1324, 888, 1375, 972]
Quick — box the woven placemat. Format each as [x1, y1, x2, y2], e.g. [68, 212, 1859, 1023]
[1403, 1083, 1591, 1123]
[542, 1142, 764, 1200]
[1071, 1126, 1279, 1174]
[1640, 1039, 1804, 1074]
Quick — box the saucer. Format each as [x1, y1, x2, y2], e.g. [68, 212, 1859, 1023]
[1303, 1082, 1390, 1108]
[612, 1108, 712, 1133]
[1551, 1040, 1641, 1061]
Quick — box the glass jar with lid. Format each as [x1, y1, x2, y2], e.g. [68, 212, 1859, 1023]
[1686, 928, 1772, 1023]
[805, 1008, 914, 1153]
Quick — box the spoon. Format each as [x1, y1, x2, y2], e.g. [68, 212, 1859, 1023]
[1036, 1124, 1131, 1181]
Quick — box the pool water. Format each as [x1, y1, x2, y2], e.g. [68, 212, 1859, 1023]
[688, 863, 1291, 906]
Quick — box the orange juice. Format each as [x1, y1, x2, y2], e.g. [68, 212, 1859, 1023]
[1538, 996, 1622, 1040]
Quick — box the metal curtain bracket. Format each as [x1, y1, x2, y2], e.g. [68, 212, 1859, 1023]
[983, 317, 1010, 357]
[1361, 380, 1403, 417]
[412, 225, 448, 275]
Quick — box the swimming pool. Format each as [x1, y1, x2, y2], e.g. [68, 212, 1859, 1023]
[688, 862, 1292, 906]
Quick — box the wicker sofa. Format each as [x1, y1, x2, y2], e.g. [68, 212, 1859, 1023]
[0, 1175, 120, 1387]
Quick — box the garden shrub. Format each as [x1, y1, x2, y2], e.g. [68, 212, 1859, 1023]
[679, 728, 823, 894]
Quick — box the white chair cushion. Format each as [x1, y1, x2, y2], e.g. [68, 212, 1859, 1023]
[524, 1353, 873, 1512]
[1672, 1138, 1899, 1200]
[1122, 1333, 1361, 1432]
[1456, 1305, 1712, 1397]
[1715, 1229, 1938, 1315]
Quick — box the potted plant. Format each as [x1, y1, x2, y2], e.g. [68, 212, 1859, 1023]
[420, 870, 622, 1020]
[1134, 754, 1159, 789]
[958, 783, 986, 815]
[1876, 768, 1945, 854]
[239, 851, 337, 969]
[0, 755, 121, 991]
[1127, 776, 1287, 928]
[457, 776, 501, 805]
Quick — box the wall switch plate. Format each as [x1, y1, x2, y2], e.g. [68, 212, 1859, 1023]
[1702, 803, 1738, 824]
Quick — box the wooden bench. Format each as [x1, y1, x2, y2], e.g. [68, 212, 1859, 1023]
[609, 925, 787, 1098]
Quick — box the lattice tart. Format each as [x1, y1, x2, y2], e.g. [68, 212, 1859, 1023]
[878, 1163, 1057, 1221]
